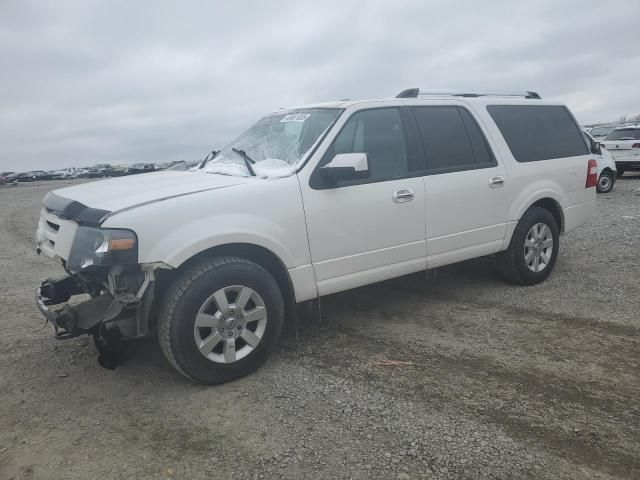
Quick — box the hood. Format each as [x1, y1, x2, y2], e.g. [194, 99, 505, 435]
[44, 170, 251, 226]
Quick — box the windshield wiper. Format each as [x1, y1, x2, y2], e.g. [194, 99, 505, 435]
[232, 148, 256, 176]
[199, 150, 219, 169]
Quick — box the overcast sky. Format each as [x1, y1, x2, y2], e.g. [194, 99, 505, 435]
[1, 0, 639, 172]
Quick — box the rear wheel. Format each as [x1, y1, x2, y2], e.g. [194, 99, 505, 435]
[617, 167, 625, 178]
[597, 171, 614, 193]
[158, 256, 284, 384]
[498, 207, 559, 285]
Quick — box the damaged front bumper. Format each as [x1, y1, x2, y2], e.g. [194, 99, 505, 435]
[36, 278, 136, 339]
[35, 267, 155, 369]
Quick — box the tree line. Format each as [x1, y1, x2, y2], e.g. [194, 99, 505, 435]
[618, 113, 640, 124]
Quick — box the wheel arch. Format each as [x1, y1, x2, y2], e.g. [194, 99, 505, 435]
[504, 195, 565, 250]
[527, 197, 564, 233]
[151, 243, 297, 329]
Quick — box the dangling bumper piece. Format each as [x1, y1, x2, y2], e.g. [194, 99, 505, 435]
[35, 269, 155, 369]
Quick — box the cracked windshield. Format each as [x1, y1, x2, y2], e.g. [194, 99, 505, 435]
[203, 108, 342, 177]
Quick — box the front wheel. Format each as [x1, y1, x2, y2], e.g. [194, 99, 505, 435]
[498, 207, 559, 285]
[597, 171, 614, 193]
[158, 256, 285, 384]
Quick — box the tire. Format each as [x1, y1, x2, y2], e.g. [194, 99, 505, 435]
[498, 207, 559, 286]
[158, 256, 285, 384]
[617, 167, 625, 178]
[597, 171, 614, 193]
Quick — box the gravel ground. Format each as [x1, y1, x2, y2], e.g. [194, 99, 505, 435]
[0, 177, 639, 479]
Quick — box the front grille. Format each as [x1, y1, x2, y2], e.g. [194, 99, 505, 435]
[46, 220, 60, 232]
[37, 209, 62, 257]
[37, 208, 79, 260]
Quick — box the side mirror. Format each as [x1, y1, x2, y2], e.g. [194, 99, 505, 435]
[592, 142, 602, 155]
[319, 153, 369, 183]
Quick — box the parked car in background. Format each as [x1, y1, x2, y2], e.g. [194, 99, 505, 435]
[155, 161, 182, 170]
[31, 171, 53, 181]
[51, 168, 77, 180]
[0, 174, 18, 186]
[91, 164, 115, 177]
[601, 125, 640, 177]
[35, 89, 596, 384]
[590, 124, 622, 140]
[1, 171, 17, 183]
[127, 163, 156, 174]
[69, 168, 99, 179]
[80, 169, 105, 178]
[108, 165, 130, 177]
[167, 160, 201, 171]
[16, 172, 38, 182]
[583, 131, 616, 193]
[69, 168, 88, 179]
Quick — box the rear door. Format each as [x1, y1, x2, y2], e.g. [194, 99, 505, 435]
[411, 105, 509, 267]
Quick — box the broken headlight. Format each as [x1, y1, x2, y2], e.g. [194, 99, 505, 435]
[67, 227, 138, 271]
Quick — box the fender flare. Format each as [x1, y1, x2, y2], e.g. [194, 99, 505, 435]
[163, 232, 297, 270]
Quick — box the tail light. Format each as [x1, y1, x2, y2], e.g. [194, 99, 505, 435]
[586, 159, 598, 188]
[632, 143, 640, 149]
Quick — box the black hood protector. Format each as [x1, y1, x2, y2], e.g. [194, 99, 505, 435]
[43, 191, 111, 226]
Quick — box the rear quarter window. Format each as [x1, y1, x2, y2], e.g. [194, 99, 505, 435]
[487, 105, 588, 162]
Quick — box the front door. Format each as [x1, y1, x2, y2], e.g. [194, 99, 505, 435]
[299, 107, 427, 296]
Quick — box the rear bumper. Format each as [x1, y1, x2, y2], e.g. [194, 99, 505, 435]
[615, 159, 640, 170]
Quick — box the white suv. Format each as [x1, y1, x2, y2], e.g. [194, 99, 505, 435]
[35, 89, 596, 383]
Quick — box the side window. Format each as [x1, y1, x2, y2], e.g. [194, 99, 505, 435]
[459, 108, 495, 166]
[326, 108, 408, 181]
[582, 132, 595, 152]
[412, 106, 496, 172]
[487, 105, 589, 162]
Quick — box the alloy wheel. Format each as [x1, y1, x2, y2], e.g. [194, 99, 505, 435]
[598, 174, 611, 192]
[524, 223, 554, 273]
[193, 285, 267, 363]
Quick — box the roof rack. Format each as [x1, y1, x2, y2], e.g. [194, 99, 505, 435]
[396, 88, 542, 99]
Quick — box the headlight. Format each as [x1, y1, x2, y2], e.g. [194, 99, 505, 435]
[67, 227, 138, 271]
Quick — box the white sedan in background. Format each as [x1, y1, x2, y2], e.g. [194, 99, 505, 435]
[583, 131, 616, 193]
[589, 124, 621, 140]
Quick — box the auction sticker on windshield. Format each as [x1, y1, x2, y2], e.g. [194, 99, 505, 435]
[280, 113, 310, 123]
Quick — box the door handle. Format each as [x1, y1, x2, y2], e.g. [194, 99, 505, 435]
[392, 189, 414, 203]
[489, 176, 505, 188]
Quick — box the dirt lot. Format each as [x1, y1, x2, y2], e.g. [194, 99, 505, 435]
[0, 178, 639, 480]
